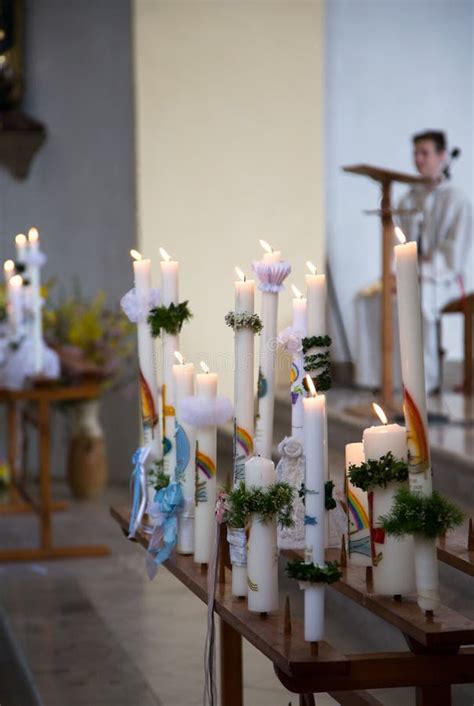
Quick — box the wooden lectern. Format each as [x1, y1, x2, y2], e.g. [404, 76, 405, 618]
[343, 164, 433, 410]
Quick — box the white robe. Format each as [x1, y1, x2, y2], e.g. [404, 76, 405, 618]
[355, 179, 472, 392]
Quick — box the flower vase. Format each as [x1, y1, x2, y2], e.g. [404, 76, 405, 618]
[67, 399, 107, 499]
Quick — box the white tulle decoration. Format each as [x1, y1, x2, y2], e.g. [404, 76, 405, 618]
[120, 287, 161, 323]
[22, 250, 47, 268]
[252, 260, 291, 292]
[180, 396, 233, 428]
[2, 338, 60, 390]
[278, 325, 304, 355]
[276, 436, 306, 550]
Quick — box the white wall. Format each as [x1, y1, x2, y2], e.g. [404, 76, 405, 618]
[133, 0, 325, 398]
[325, 0, 473, 363]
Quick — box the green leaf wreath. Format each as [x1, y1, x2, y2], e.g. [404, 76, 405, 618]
[380, 487, 464, 539]
[225, 311, 263, 334]
[225, 481, 294, 529]
[348, 451, 409, 492]
[301, 335, 332, 392]
[148, 301, 192, 337]
[286, 559, 342, 584]
[147, 461, 169, 492]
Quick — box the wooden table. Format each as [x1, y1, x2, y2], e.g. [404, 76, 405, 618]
[111, 506, 474, 706]
[0, 381, 109, 561]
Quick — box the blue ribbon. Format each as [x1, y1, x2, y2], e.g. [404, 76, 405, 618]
[304, 515, 317, 526]
[128, 445, 151, 538]
[146, 481, 184, 579]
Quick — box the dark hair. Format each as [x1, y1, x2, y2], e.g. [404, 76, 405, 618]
[412, 130, 461, 179]
[413, 130, 447, 153]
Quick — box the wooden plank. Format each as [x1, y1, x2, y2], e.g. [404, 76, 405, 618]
[438, 530, 474, 577]
[0, 383, 101, 402]
[0, 545, 110, 562]
[342, 164, 432, 186]
[220, 619, 243, 706]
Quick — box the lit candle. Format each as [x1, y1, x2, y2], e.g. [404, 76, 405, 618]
[28, 228, 43, 374]
[394, 229, 431, 495]
[3, 260, 14, 284]
[345, 442, 371, 567]
[194, 361, 218, 565]
[160, 247, 179, 479]
[253, 239, 290, 459]
[245, 455, 279, 613]
[362, 403, 415, 596]
[130, 250, 162, 475]
[15, 233, 27, 264]
[302, 375, 326, 641]
[305, 261, 326, 339]
[232, 266, 256, 597]
[173, 352, 196, 554]
[290, 284, 307, 437]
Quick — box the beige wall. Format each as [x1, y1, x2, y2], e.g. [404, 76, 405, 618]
[134, 0, 325, 398]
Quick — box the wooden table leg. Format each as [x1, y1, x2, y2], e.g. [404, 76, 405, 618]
[220, 618, 243, 706]
[38, 398, 52, 550]
[405, 635, 453, 706]
[7, 400, 18, 482]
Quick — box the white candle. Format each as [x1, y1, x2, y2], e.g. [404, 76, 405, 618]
[131, 250, 162, 468]
[254, 240, 284, 459]
[9, 274, 23, 336]
[245, 455, 279, 613]
[15, 233, 27, 263]
[173, 355, 196, 554]
[232, 267, 256, 597]
[363, 404, 415, 596]
[345, 442, 371, 567]
[305, 264, 326, 339]
[194, 363, 218, 565]
[28, 228, 43, 375]
[394, 230, 431, 496]
[160, 248, 179, 479]
[3, 260, 14, 285]
[290, 285, 306, 437]
[302, 376, 327, 641]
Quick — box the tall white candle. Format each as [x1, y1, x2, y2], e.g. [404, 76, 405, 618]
[8, 274, 23, 337]
[363, 405, 415, 596]
[131, 250, 162, 467]
[3, 260, 14, 285]
[245, 455, 279, 613]
[345, 442, 371, 567]
[173, 354, 196, 554]
[302, 376, 327, 641]
[27, 228, 43, 375]
[290, 286, 307, 438]
[254, 240, 289, 459]
[232, 267, 255, 597]
[194, 363, 218, 565]
[394, 230, 431, 496]
[15, 233, 27, 264]
[160, 248, 179, 479]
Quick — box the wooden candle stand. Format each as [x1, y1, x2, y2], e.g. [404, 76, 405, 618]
[111, 506, 474, 706]
[0, 381, 110, 561]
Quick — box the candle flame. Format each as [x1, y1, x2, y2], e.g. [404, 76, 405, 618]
[306, 261, 317, 275]
[3, 259, 14, 273]
[259, 239, 273, 254]
[159, 247, 172, 262]
[15, 233, 26, 246]
[174, 351, 184, 365]
[200, 360, 210, 374]
[10, 274, 22, 287]
[394, 227, 406, 244]
[235, 266, 246, 282]
[305, 374, 317, 397]
[291, 284, 303, 299]
[372, 402, 388, 425]
[130, 249, 142, 261]
[28, 227, 39, 243]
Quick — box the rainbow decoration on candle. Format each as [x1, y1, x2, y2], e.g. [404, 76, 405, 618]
[197, 450, 216, 479]
[403, 388, 430, 473]
[348, 490, 369, 531]
[236, 426, 253, 457]
[139, 372, 158, 428]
